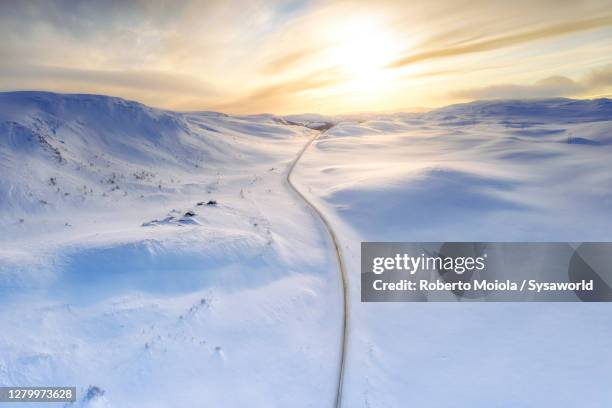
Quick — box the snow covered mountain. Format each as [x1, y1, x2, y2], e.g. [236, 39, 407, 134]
[0, 91, 342, 407]
[0, 92, 301, 215]
[2, 92, 612, 407]
[291, 97, 612, 407]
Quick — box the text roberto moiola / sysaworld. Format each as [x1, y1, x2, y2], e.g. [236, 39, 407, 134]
[370, 253, 593, 293]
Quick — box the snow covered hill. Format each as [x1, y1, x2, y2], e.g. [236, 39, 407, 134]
[3, 92, 612, 407]
[291, 97, 612, 407]
[0, 92, 342, 407]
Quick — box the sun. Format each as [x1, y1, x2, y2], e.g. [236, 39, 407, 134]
[326, 16, 402, 93]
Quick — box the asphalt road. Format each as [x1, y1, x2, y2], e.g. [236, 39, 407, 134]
[286, 127, 349, 408]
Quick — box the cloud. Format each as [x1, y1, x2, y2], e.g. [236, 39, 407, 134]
[0, 64, 216, 96]
[261, 47, 319, 74]
[587, 64, 612, 89]
[2, 0, 612, 113]
[211, 67, 343, 113]
[453, 65, 612, 99]
[388, 15, 612, 69]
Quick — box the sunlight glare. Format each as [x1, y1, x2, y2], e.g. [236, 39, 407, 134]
[327, 16, 402, 93]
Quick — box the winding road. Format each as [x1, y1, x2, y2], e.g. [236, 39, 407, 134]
[286, 127, 349, 408]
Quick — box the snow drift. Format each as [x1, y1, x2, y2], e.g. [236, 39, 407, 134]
[292, 97, 612, 407]
[0, 91, 341, 408]
[3, 92, 612, 407]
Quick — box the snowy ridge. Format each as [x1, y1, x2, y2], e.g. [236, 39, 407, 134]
[429, 97, 612, 123]
[0, 91, 342, 408]
[291, 97, 612, 407]
[3, 92, 612, 407]
[0, 92, 302, 215]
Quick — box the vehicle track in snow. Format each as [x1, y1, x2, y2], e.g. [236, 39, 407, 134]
[286, 127, 348, 408]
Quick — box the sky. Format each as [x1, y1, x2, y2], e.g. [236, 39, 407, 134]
[1, 0, 612, 114]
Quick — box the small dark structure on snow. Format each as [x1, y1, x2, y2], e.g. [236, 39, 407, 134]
[197, 200, 217, 206]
